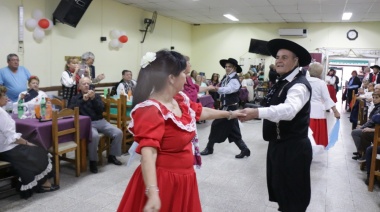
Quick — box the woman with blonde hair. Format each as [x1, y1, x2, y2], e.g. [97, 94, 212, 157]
[307, 63, 340, 147]
[242, 73, 254, 102]
[60, 57, 90, 105]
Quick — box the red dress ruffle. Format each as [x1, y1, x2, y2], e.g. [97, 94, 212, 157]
[118, 92, 203, 212]
[309, 118, 328, 147]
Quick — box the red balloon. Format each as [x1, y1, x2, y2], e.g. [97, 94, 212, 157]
[38, 19, 49, 29]
[118, 35, 128, 43]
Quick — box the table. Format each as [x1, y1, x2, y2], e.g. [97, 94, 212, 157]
[198, 95, 214, 108]
[13, 115, 92, 172]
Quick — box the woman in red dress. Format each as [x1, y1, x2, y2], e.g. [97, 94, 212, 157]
[325, 69, 338, 103]
[117, 50, 244, 212]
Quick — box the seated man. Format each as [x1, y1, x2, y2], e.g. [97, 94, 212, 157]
[69, 77, 122, 173]
[351, 91, 380, 162]
[116, 70, 136, 96]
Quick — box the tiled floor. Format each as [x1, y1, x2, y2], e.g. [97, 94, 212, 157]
[1, 104, 380, 211]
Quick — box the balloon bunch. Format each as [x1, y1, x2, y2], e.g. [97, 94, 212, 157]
[109, 29, 128, 49]
[25, 9, 53, 41]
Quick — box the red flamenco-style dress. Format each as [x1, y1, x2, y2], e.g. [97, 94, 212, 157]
[325, 75, 337, 103]
[118, 92, 202, 212]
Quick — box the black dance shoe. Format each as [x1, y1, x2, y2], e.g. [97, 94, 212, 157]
[200, 148, 213, 155]
[235, 149, 251, 158]
[108, 155, 122, 165]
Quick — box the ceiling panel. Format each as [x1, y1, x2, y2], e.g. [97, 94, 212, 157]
[117, 0, 380, 24]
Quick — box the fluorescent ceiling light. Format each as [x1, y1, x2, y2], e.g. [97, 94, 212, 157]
[224, 14, 239, 21]
[342, 12, 352, 20]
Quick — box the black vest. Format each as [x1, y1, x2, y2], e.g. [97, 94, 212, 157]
[220, 74, 241, 106]
[62, 70, 78, 100]
[262, 71, 311, 142]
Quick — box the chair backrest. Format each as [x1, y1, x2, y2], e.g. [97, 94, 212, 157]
[50, 98, 65, 110]
[108, 97, 122, 129]
[51, 107, 80, 153]
[101, 96, 110, 121]
[119, 94, 131, 123]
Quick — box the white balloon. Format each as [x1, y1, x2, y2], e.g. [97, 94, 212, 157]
[33, 27, 45, 41]
[109, 39, 119, 48]
[110, 30, 121, 39]
[46, 19, 53, 30]
[32, 9, 43, 20]
[25, 19, 37, 30]
[118, 42, 123, 48]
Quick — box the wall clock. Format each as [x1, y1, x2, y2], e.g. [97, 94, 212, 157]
[347, 29, 358, 40]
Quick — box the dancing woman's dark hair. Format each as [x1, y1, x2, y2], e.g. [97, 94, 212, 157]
[132, 50, 187, 108]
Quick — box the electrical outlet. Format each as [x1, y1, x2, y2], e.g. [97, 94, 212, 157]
[18, 42, 24, 53]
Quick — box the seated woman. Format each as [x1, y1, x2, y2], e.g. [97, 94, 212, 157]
[195, 75, 208, 97]
[17, 76, 48, 104]
[0, 86, 59, 199]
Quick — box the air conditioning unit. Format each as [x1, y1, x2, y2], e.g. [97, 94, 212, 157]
[278, 28, 307, 37]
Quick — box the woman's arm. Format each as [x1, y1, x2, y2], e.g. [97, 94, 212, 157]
[199, 107, 244, 121]
[141, 147, 161, 212]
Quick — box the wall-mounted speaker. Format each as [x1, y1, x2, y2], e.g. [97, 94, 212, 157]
[53, 0, 93, 28]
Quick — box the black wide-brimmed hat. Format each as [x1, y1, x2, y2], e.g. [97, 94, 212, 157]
[371, 65, 380, 70]
[219, 58, 242, 73]
[267, 39, 311, 67]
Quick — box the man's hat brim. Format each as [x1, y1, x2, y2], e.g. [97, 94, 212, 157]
[219, 58, 242, 73]
[370, 65, 380, 70]
[267, 39, 311, 67]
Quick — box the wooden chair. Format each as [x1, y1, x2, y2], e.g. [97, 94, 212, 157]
[120, 95, 134, 153]
[97, 97, 111, 166]
[0, 161, 17, 199]
[50, 98, 65, 111]
[368, 124, 380, 191]
[50, 107, 80, 185]
[94, 87, 110, 97]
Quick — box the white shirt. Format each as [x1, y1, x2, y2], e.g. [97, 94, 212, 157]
[258, 68, 311, 123]
[61, 71, 76, 87]
[0, 108, 21, 153]
[325, 75, 336, 85]
[17, 90, 48, 104]
[218, 72, 241, 94]
[307, 76, 335, 119]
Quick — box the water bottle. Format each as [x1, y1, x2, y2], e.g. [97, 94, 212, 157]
[40, 97, 46, 119]
[17, 99, 24, 118]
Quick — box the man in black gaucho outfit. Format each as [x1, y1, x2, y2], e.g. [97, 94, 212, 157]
[240, 38, 313, 212]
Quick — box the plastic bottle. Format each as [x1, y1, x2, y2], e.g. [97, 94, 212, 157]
[34, 99, 41, 119]
[45, 99, 52, 120]
[40, 97, 46, 119]
[127, 88, 132, 101]
[17, 99, 24, 118]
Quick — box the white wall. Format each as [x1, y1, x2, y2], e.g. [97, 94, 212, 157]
[1, 0, 380, 85]
[191, 22, 380, 79]
[0, 0, 192, 87]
